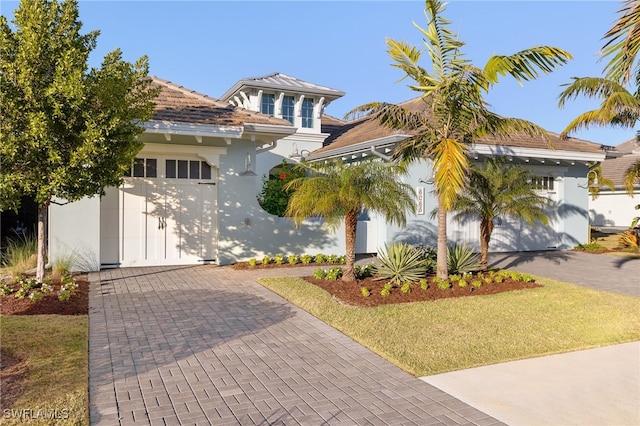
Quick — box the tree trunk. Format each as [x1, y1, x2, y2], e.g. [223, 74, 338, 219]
[479, 218, 494, 271]
[342, 210, 358, 282]
[36, 203, 47, 283]
[436, 201, 448, 279]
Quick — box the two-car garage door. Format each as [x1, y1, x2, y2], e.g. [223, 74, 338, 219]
[102, 156, 217, 267]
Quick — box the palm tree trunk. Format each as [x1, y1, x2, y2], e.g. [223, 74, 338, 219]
[36, 203, 47, 283]
[342, 210, 358, 282]
[479, 219, 494, 271]
[436, 201, 448, 279]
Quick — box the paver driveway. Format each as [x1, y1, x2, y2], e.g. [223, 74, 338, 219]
[89, 266, 501, 425]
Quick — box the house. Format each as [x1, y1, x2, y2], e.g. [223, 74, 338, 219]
[49, 74, 607, 271]
[589, 138, 640, 228]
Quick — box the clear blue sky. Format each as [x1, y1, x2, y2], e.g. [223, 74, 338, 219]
[2, 1, 636, 147]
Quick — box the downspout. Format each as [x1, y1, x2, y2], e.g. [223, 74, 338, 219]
[370, 146, 392, 161]
[256, 141, 277, 154]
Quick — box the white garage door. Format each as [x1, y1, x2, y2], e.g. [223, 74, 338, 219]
[119, 157, 217, 267]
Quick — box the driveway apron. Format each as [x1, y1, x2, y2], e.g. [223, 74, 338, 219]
[89, 266, 502, 425]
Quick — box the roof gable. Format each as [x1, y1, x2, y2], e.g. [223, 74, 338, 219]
[220, 72, 345, 102]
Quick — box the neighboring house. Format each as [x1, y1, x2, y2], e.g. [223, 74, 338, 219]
[589, 138, 640, 227]
[49, 73, 607, 271]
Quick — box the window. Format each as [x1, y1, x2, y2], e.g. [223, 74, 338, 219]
[165, 159, 213, 180]
[125, 158, 157, 178]
[261, 93, 275, 115]
[301, 98, 314, 128]
[282, 96, 295, 124]
[531, 176, 554, 191]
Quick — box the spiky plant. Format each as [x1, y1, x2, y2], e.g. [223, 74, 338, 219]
[374, 242, 428, 286]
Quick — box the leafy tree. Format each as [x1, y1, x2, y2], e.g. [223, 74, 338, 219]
[0, 0, 158, 282]
[284, 159, 415, 282]
[559, 0, 640, 194]
[257, 160, 305, 217]
[449, 158, 550, 271]
[347, 0, 571, 278]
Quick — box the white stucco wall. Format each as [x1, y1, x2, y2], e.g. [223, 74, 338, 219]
[590, 190, 640, 227]
[49, 196, 101, 271]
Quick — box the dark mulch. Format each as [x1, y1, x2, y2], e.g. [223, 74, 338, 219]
[304, 276, 542, 308]
[0, 276, 89, 316]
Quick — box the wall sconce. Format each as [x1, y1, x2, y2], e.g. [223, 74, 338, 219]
[239, 152, 256, 176]
[577, 170, 599, 189]
[289, 143, 310, 161]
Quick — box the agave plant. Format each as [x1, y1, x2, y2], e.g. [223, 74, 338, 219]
[374, 242, 428, 286]
[447, 244, 481, 274]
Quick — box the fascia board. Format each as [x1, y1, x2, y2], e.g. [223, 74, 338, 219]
[144, 121, 244, 139]
[306, 134, 411, 161]
[242, 123, 297, 137]
[469, 144, 607, 162]
[221, 81, 345, 102]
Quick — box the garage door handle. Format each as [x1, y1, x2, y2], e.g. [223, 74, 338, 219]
[198, 182, 216, 185]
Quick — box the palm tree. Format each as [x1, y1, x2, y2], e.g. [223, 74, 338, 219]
[449, 158, 550, 271]
[284, 159, 415, 282]
[347, 0, 572, 279]
[559, 0, 640, 194]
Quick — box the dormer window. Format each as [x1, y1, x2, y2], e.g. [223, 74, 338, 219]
[282, 96, 295, 124]
[261, 93, 275, 115]
[301, 97, 314, 128]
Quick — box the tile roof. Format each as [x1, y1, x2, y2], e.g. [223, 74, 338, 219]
[150, 76, 291, 127]
[220, 72, 345, 102]
[601, 154, 640, 188]
[315, 97, 606, 156]
[615, 138, 640, 154]
[320, 114, 345, 135]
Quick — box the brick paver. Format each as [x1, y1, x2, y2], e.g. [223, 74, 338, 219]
[89, 266, 502, 425]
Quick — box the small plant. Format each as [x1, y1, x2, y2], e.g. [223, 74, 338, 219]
[419, 278, 429, 290]
[41, 283, 54, 293]
[355, 263, 375, 279]
[574, 242, 607, 252]
[411, 245, 438, 273]
[0, 280, 14, 296]
[315, 254, 326, 264]
[51, 252, 76, 277]
[28, 290, 44, 302]
[14, 277, 38, 299]
[288, 254, 300, 265]
[327, 254, 339, 264]
[300, 254, 313, 264]
[380, 282, 393, 297]
[337, 255, 346, 264]
[360, 287, 371, 297]
[434, 277, 451, 290]
[458, 279, 468, 288]
[483, 276, 493, 284]
[472, 279, 483, 288]
[325, 267, 343, 280]
[313, 268, 327, 279]
[57, 275, 77, 301]
[274, 254, 286, 265]
[448, 274, 461, 282]
[262, 255, 272, 265]
[618, 230, 639, 248]
[447, 244, 481, 274]
[248, 258, 258, 267]
[1, 233, 37, 277]
[375, 242, 428, 286]
[400, 281, 412, 294]
[494, 275, 504, 283]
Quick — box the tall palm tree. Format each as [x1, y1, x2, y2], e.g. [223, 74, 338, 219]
[450, 159, 550, 271]
[284, 159, 415, 282]
[559, 0, 640, 194]
[348, 0, 571, 279]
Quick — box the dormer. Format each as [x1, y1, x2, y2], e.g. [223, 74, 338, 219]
[220, 73, 345, 135]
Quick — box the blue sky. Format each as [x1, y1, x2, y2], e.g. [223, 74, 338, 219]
[2, 1, 636, 147]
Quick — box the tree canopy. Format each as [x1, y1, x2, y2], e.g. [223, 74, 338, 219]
[0, 0, 159, 280]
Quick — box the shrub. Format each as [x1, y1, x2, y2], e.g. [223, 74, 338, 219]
[288, 255, 300, 265]
[327, 254, 340, 264]
[458, 279, 468, 288]
[262, 255, 272, 265]
[472, 279, 482, 288]
[447, 244, 481, 274]
[274, 254, 286, 265]
[57, 274, 77, 301]
[380, 282, 393, 297]
[400, 282, 412, 294]
[0, 280, 14, 296]
[355, 263, 375, 279]
[248, 258, 258, 267]
[419, 278, 429, 290]
[375, 242, 428, 286]
[315, 254, 326, 264]
[51, 252, 77, 277]
[313, 268, 327, 279]
[434, 277, 451, 290]
[360, 287, 371, 298]
[411, 244, 438, 273]
[300, 254, 313, 264]
[1, 233, 37, 277]
[325, 267, 343, 280]
[618, 231, 639, 248]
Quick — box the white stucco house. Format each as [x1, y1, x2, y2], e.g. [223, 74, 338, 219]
[49, 73, 608, 271]
[589, 138, 640, 228]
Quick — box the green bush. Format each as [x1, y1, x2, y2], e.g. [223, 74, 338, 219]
[262, 255, 272, 265]
[360, 287, 371, 298]
[300, 254, 313, 264]
[313, 268, 326, 279]
[375, 242, 428, 286]
[472, 279, 483, 288]
[325, 267, 343, 280]
[434, 277, 451, 290]
[273, 254, 286, 265]
[315, 254, 326, 264]
[411, 244, 438, 273]
[447, 244, 481, 274]
[400, 282, 412, 294]
[257, 160, 305, 217]
[380, 282, 393, 297]
[355, 263, 375, 279]
[1, 233, 37, 277]
[248, 258, 258, 267]
[288, 254, 300, 265]
[419, 278, 429, 290]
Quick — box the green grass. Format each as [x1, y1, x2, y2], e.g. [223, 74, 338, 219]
[258, 276, 640, 377]
[0, 315, 89, 425]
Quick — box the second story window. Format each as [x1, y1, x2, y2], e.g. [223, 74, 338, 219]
[282, 96, 295, 124]
[261, 93, 275, 115]
[301, 98, 314, 128]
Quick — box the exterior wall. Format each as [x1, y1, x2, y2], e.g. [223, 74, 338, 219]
[590, 190, 640, 227]
[217, 140, 345, 264]
[49, 196, 101, 271]
[558, 165, 591, 247]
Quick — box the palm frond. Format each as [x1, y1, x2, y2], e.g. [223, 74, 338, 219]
[561, 109, 620, 137]
[484, 46, 572, 86]
[430, 138, 469, 209]
[558, 77, 625, 107]
[477, 115, 552, 147]
[601, 0, 640, 85]
[624, 159, 640, 194]
[421, 0, 468, 78]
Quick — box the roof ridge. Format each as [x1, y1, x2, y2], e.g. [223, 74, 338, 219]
[151, 75, 225, 106]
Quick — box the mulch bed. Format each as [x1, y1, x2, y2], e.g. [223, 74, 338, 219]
[0, 276, 89, 316]
[304, 276, 542, 308]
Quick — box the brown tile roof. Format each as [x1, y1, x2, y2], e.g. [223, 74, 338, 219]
[615, 138, 640, 154]
[320, 114, 346, 135]
[315, 97, 606, 155]
[150, 76, 291, 127]
[601, 154, 640, 188]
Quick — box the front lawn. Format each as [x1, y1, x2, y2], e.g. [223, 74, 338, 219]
[258, 276, 640, 376]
